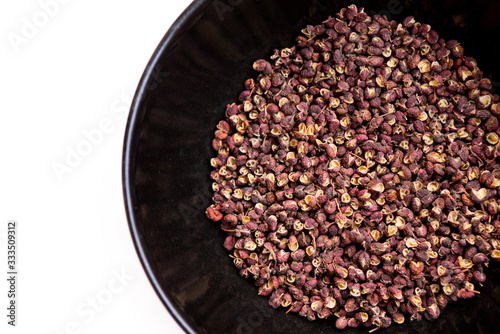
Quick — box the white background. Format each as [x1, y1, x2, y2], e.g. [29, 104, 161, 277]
[0, 0, 192, 333]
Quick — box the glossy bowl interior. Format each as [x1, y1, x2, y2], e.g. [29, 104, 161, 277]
[123, 1, 500, 333]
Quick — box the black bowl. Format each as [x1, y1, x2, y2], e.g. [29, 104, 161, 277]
[123, 1, 500, 333]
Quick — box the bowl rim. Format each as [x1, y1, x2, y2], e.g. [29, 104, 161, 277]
[122, 1, 211, 333]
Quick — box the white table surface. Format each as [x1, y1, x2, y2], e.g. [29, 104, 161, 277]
[1, 1, 193, 333]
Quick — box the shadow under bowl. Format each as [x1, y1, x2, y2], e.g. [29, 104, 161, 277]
[123, 0, 500, 333]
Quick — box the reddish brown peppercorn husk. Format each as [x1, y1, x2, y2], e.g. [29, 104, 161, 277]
[207, 4, 500, 331]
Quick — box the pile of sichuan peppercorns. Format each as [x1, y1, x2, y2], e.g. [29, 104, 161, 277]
[206, 4, 500, 330]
